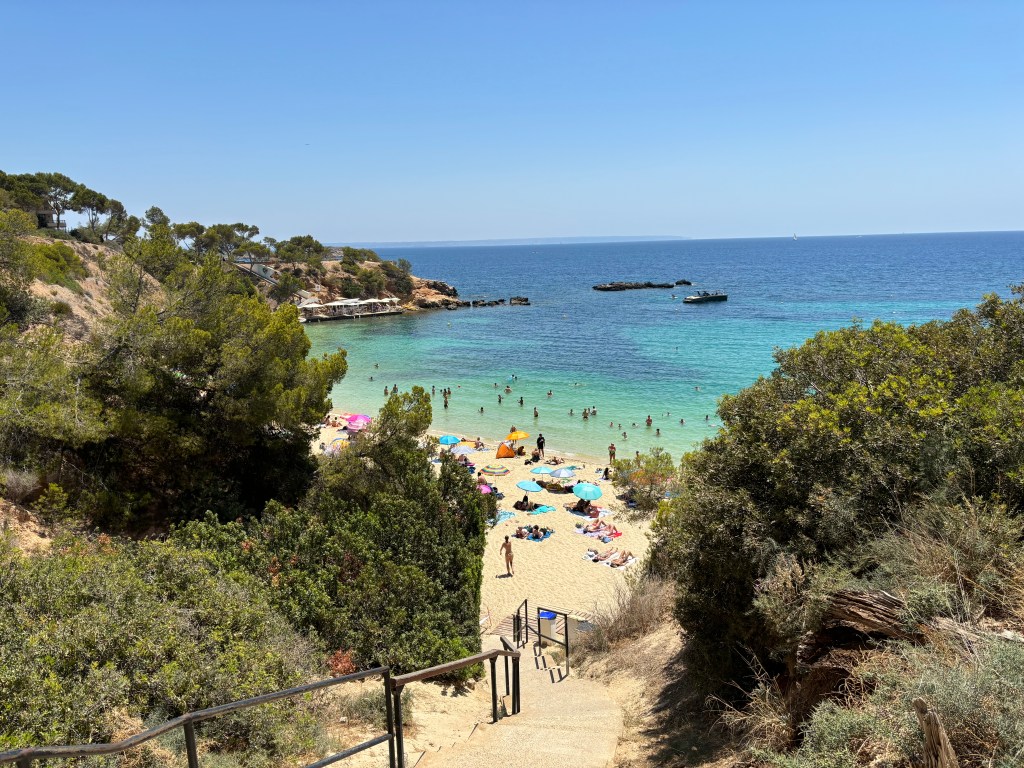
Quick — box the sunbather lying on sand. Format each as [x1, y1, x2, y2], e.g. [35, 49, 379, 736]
[609, 551, 634, 567]
[545, 456, 565, 465]
[592, 549, 618, 562]
[513, 495, 537, 511]
[582, 520, 608, 534]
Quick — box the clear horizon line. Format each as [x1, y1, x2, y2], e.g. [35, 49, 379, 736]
[333, 229, 1023, 249]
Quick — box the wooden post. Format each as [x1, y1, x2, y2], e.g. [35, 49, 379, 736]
[913, 698, 958, 768]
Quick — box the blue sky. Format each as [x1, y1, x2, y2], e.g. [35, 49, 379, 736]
[4, 1, 1021, 242]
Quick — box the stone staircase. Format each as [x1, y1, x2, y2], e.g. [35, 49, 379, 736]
[411, 636, 622, 768]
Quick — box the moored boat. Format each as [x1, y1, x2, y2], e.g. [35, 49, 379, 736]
[683, 291, 728, 303]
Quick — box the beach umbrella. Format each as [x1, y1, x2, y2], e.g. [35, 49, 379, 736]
[449, 445, 474, 456]
[530, 466, 553, 475]
[516, 480, 543, 493]
[573, 482, 603, 501]
[477, 484, 492, 494]
[549, 468, 575, 479]
[506, 430, 530, 442]
[480, 465, 510, 476]
[439, 435, 461, 445]
[347, 414, 371, 424]
[346, 422, 367, 432]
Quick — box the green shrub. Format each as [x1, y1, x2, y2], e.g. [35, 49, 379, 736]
[174, 389, 491, 678]
[864, 499, 1024, 625]
[0, 534, 323, 763]
[32, 241, 87, 292]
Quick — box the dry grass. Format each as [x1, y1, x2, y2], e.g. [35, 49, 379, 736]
[712, 657, 795, 753]
[573, 572, 674, 657]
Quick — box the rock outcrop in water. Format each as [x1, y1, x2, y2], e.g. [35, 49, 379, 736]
[406, 278, 529, 310]
[593, 281, 675, 291]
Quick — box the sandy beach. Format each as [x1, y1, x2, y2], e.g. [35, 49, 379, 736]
[316, 413, 648, 631]
[472, 444, 648, 630]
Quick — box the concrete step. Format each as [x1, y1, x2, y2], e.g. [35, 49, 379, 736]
[419, 639, 622, 768]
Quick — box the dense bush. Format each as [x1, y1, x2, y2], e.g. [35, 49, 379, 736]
[654, 288, 1024, 691]
[174, 388, 493, 676]
[32, 241, 87, 292]
[0, 533, 323, 763]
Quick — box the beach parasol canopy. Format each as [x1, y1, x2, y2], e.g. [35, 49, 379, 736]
[439, 435, 461, 445]
[347, 414, 371, 424]
[477, 484, 492, 494]
[572, 482, 603, 501]
[449, 445, 474, 456]
[480, 465, 510, 476]
[530, 466, 553, 475]
[506, 430, 530, 441]
[516, 480, 543, 493]
[549, 468, 575, 479]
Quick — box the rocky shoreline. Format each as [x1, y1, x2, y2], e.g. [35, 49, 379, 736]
[406, 277, 529, 310]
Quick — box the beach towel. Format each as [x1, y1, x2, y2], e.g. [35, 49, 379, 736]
[491, 510, 516, 525]
[525, 530, 554, 542]
[600, 532, 623, 542]
[527, 505, 556, 515]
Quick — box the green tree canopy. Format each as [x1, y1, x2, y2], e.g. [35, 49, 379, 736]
[655, 287, 1024, 689]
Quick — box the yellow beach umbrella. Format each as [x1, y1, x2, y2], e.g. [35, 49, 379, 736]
[506, 430, 530, 441]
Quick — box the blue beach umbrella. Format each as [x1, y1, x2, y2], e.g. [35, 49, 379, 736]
[439, 435, 460, 445]
[549, 468, 575, 479]
[530, 466, 553, 475]
[572, 483, 603, 501]
[516, 480, 543, 493]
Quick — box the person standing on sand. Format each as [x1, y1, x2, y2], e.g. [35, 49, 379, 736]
[537, 433, 545, 458]
[500, 536, 514, 576]
[608, 443, 616, 463]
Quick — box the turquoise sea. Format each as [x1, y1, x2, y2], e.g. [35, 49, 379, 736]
[305, 232, 1023, 461]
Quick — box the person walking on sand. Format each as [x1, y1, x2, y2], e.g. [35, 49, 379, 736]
[608, 442, 616, 463]
[537, 433, 545, 458]
[500, 536, 514, 576]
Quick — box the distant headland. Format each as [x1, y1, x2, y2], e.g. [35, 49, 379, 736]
[335, 235, 690, 249]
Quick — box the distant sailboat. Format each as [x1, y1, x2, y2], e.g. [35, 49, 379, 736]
[793, 233, 798, 240]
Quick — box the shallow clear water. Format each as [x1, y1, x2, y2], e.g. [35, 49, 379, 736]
[305, 232, 1023, 460]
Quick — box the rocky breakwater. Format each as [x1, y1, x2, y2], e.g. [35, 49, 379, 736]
[593, 279, 693, 291]
[406, 277, 529, 310]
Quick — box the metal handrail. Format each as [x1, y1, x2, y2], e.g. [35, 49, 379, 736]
[0, 667, 395, 768]
[0, 643, 529, 768]
[389, 644, 521, 768]
[535, 605, 571, 676]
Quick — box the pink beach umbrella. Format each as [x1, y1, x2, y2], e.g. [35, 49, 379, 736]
[347, 414, 372, 428]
